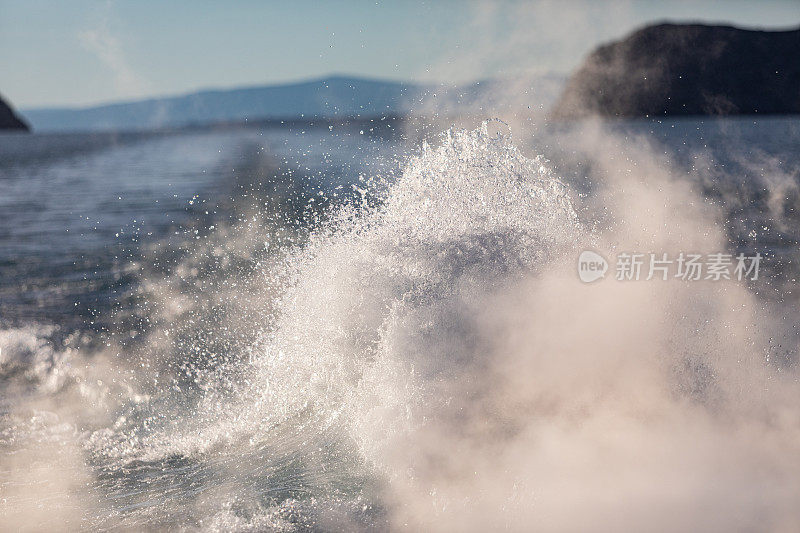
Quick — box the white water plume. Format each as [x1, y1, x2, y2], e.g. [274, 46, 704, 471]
[2, 123, 800, 532]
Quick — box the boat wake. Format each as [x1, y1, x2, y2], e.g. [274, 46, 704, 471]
[2, 124, 799, 531]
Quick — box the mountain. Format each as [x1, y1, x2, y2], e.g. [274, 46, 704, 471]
[0, 94, 29, 131]
[23, 76, 424, 132]
[20, 75, 565, 132]
[551, 23, 800, 118]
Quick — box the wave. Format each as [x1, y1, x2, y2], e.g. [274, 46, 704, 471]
[2, 123, 799, 531]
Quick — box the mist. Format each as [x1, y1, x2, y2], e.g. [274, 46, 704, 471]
[2, 1, 800, 531]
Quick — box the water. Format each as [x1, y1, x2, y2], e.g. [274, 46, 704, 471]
[1, 118, 800, 531]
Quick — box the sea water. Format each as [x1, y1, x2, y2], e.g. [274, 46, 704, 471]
[1, 117, 800, 531]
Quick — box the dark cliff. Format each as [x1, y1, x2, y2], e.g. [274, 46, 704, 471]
[0, 93, 29, 131]
[551, 23, 800, 118]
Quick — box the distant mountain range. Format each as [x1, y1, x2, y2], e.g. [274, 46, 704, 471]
[11, 22, 800, 133]
[20, 75, 565, 132]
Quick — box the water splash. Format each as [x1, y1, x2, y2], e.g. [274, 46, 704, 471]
[77, 123, 582, 528]
[4, 123, 800, 531]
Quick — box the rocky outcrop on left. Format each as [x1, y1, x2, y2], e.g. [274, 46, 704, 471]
[0, 93, 29, 131]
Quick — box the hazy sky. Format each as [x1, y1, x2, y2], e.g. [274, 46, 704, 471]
[2, 0, 799, 109]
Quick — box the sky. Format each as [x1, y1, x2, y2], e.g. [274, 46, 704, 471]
[2, 0, 799, 109]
